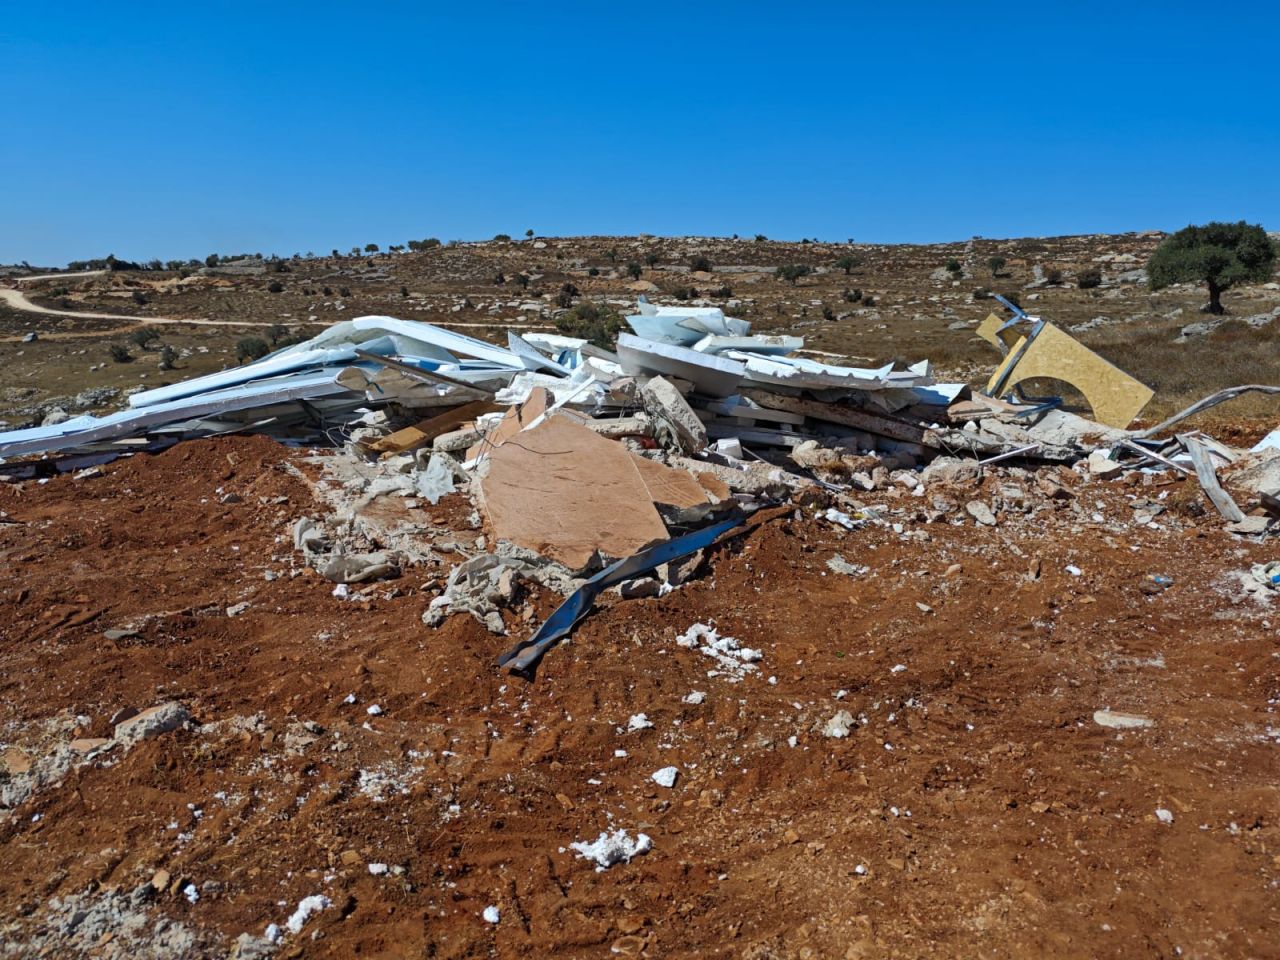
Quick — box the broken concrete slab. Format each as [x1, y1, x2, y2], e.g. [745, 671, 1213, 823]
[640, 376, 707, 454]
[114, 702, 190, 745]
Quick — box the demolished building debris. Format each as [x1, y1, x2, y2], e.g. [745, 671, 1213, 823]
[0, 298, 1275, 674]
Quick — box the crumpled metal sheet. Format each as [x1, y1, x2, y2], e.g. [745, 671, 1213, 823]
[496, 515, 748, 677]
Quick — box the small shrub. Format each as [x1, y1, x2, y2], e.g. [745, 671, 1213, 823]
[690, 255, 712, 273]
[128, 327, 159, 349]
[236, 337, 270, 364]
[108, 344, 133, 364]
[776, 264, 812, 285]
[267, 281, 284, 293]
[1077, 268, 1102, 289]
[555, 282, 580, 309]
[555, 302, 626, 348]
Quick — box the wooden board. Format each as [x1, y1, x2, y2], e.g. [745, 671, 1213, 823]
[365, 399, 500, 457]
[742, 390, 935, 446]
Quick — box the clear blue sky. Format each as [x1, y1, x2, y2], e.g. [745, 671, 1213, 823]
[2, 1, 1276, 265]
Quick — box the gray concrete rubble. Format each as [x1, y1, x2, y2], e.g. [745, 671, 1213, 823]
[424, 543, 582, 634]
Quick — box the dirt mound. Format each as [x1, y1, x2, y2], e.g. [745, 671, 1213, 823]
[1, 436, 1277, 957]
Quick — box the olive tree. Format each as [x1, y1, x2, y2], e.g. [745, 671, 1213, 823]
[1148, 221, 1276, 314]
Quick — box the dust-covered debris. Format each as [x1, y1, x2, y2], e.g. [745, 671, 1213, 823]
[569, 829, 653, 871]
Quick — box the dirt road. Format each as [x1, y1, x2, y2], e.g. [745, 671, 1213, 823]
[0, 285, 549, 340]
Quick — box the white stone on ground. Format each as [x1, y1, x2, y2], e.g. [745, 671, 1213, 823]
[652, 766, 679, 788]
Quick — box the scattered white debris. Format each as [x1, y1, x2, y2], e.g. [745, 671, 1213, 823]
[482, 905, 500, 924]
[366, 704, 383, 716]
[182, 883, 199, 904]
[368, 863, 388, 876]
[569, 829, 652, 871]
[627, 714, 653, 731]
[675, 623, 762, 679]
[683, 691, 706, 705]
[286, 894, 332, 935]
[651, 766, 679, 788]
[823, 508, 862, 530]
[823, 711, 855, 739]
[1156, 808, 1174, 824]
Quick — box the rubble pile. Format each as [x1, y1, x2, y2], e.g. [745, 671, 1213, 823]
[0, 298, 1275, 672]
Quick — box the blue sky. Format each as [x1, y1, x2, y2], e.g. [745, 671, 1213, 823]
[2, 1, 1276, 265]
